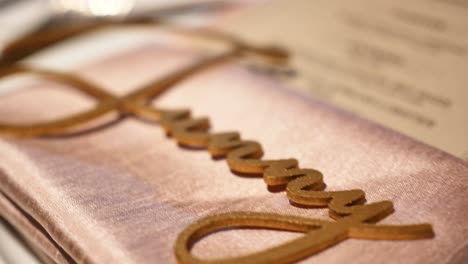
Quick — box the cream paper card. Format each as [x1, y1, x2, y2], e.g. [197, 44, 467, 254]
[220, 0, 468, 160]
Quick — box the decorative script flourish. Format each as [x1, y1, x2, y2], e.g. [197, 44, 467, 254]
[0, 21, 434, 264]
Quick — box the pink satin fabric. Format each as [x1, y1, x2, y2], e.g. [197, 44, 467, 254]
[0, 43, 467, 263]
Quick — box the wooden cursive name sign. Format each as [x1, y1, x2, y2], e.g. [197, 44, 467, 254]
[0, 20, 434, 264]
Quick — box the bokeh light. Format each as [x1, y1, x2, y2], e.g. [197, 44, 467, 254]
[51, 0, 134, 16]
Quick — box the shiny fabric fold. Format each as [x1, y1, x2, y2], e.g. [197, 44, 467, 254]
[0, 44, 467, 263]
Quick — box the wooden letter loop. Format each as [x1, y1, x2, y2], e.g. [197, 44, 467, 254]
[0, 22, 434, 264]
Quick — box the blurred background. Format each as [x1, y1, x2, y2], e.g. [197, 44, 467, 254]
[0, 0, 259, 46]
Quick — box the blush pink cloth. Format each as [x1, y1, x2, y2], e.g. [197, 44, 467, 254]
[0, 43, 467, 264]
